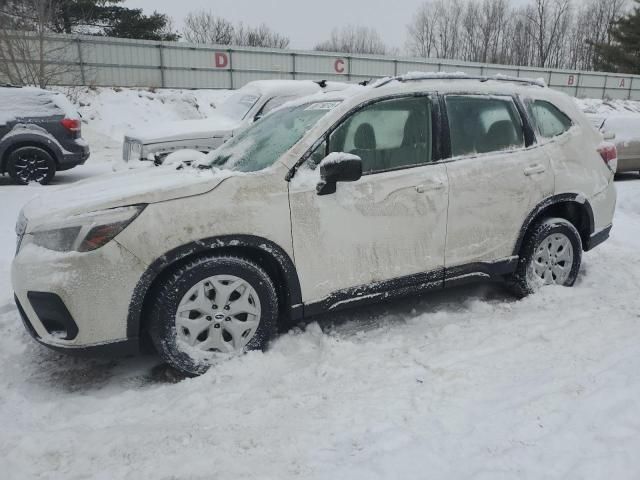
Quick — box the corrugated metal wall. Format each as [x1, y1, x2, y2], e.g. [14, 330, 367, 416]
[1, 32, 638, 99]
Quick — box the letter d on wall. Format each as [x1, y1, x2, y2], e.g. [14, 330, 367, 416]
[215, 52, 229, 69]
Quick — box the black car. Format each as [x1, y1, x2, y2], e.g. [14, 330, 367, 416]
[0, 86, 90, 185]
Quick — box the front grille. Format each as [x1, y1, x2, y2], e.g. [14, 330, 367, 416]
[122, 138, 142, 163]
[122, 138, 131, 162]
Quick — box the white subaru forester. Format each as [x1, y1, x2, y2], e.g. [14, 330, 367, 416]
[12, 74, 617, 376]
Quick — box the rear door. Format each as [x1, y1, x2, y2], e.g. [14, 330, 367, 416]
[443, 94, 554, 271]
[289, 94, 450, 306]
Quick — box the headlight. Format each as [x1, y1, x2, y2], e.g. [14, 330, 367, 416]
[23, 205, 146, 253]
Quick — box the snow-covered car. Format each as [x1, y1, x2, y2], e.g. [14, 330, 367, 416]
[589, 114, 640, 174]
[121, 80, 347, 165]
[0, 86, 89, 184]
[12, 74, 616, 376]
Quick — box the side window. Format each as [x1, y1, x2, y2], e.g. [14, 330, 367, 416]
[527, 100, 573, 139]
[446, 95, 525, 157]
[308, 139, 327, 167]
[328, 96, 432, 174]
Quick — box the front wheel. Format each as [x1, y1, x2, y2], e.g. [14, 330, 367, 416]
[148, 255, 278, 376]
[6, 146, 56, 185]
[507, 217, 582, 297]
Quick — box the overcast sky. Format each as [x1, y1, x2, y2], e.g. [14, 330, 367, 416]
[124, 0, 455, 51]
[127, 0, 593, 51]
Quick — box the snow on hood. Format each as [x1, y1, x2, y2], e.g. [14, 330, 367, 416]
[22, 165, 233, 228]
[128, 114, 239, 144]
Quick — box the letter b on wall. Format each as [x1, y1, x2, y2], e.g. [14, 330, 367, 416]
[215, 52, 229, 69]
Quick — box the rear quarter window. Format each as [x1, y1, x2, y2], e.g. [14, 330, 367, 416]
[0, 88, 65, 124]
[527, 100, 573, 139]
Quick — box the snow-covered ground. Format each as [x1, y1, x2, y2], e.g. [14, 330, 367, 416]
[1, 88, 640, 479]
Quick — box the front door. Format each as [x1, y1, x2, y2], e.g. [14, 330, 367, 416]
[288, 95, 450, 307]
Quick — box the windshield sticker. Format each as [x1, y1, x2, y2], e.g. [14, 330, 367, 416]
[304, 101, 342, 111]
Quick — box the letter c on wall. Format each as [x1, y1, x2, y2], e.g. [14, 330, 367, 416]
[334, 59, 345, 74]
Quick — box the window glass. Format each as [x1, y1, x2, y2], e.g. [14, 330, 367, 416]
[446, 96, 525, 157]
[328, 97, 432, 174]
[219, 91, 261, 121]
[527, 100, 573, 138]
[207, 101, 340, 172]
[308, 139, 327, 167]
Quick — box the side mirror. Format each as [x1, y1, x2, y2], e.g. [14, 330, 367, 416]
[603, 130, 616, 141]
[316, 152, 362, 195]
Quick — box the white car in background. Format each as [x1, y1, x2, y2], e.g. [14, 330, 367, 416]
[122, 80, 347, 165]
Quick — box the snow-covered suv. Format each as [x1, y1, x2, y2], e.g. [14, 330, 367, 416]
[0, 87, 89, 184]
[12, 74, 616, 376]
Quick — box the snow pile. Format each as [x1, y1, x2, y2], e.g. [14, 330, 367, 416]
[56, 86, 231, 142]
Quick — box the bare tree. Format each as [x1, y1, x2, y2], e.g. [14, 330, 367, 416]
[182, 11, 234, 45]
[182, 11, 289, 48]
[524, 0, 572, 68]
[406, 2, 437, 57]
[405, 0, 625, 70]
[0, 0, 78, 88]
[234, 22, 290, 49]
[315, 25, 387, 55]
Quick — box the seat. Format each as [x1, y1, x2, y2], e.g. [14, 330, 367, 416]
[477, 120, 520, 154]
[397, 109, 429, 166]
[351, 123, 379, 172]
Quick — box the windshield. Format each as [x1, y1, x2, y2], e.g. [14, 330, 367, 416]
[207, 100, 342, 172]
[219, 90, 261, 121]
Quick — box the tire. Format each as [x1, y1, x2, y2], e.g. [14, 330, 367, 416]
[507, 217, 582, 298]
[6, 146, 56, 185]
[148, 255, 278, 376]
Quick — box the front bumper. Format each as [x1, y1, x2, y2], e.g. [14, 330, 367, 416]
[11, 239, 147, 353]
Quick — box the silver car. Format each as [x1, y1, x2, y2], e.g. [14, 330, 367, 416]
[122, 80, 348, 165]
[591, 114, 640, 174]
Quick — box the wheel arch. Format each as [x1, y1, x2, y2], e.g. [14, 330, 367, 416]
[128, 235, 303, 346]
[513, 194, 594, 256]
[0, 134, 62, 172]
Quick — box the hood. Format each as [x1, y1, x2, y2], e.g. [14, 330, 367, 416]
[129, 114, 240, 144]
[22, 165, 233, 229]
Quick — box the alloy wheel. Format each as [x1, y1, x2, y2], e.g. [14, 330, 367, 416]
[174, 275, 261, 354]
[527, 232, 574, 286]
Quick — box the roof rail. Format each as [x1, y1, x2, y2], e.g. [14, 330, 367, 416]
[374, 73, 546, 89]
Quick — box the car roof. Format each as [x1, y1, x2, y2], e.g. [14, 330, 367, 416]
[241, 79, 348, 98]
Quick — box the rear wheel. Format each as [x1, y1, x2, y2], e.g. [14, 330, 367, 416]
[507, 217, 582, 297]
[6, 146, 56, 185]
[148, 255, 278, 376]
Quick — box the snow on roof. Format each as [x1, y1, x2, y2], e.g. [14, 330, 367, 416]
[0, 86, 78, 126]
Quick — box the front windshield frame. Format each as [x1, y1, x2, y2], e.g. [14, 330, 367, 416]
[205, 99, 343, 173]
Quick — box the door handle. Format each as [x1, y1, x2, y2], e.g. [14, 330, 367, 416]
[524, 164, 546, 176]
[415, 182, 444, 193]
